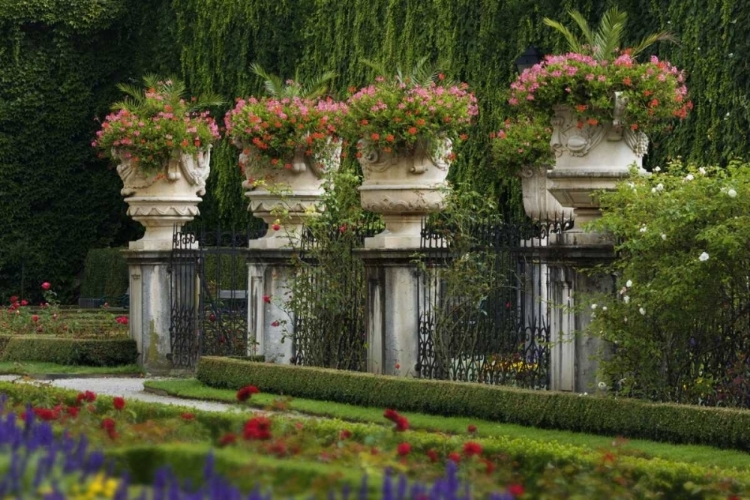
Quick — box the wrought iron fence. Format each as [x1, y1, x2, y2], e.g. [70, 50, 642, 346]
[290, 217, 381, 371]
[415, 215, 573, 389]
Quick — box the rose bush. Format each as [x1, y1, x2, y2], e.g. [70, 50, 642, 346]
[588, 160, 750, 407]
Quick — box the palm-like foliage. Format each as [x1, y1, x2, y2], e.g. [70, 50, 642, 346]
[249, 63, 336, 99]
[359, 56, 452, 87]
[111, 75, 223, 114]
[543, 7, 677, 61]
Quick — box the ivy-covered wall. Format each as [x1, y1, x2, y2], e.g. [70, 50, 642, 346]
[1, 0, 747, 302]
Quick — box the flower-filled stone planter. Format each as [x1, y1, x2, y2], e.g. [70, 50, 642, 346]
[346, 74, 478, 248]
[94, 77, 221, 250]
[115, 148, 211, 250]
[507, 50, 691, 235]
[357, 138, 451, 248]
[226, 96, 346, 249]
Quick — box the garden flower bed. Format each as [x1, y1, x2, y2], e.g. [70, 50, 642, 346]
[0, 381, 747, 499]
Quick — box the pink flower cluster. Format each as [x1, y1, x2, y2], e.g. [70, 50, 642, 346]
[345, 79, 477, 157]
[225, 95, 347, 172]
[93, 82, 221, 172]
[508, 51, 691, 134]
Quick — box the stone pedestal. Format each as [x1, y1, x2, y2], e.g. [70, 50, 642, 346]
[359, 250, 420, 376]
[247, 249, 296, 363]
[123, 250, 176, 373]
[547, 243, 616, 392]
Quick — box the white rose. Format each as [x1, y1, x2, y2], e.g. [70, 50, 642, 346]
[728, 189, 737, 198]
[699, 252, 709, 262]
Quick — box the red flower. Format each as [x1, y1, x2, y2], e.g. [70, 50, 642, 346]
[33, 408, 58, 421]
[385, 134, 394, 143]
[426, 449, 439, 463]
[41, 282, 51, 290]
[31, 315, 39, 323]
[383, 408, 399, 421]
[113, 397, 125, 410]
[395, 416, 409, 432]
[263, 295, 271, 303]
[115, 316, 129, 325]
[271, 320, 280, 327]
[181, 413, 195, 420]
[219, 432, 237, 447]
[371, 133, 380, 141]
[272, 224, 281, 231]
[77, 391, 97, 404]
[339, 429, 352, 440]
[66, 406, 79, 418]
[463, 441, 482, 456]
[407, 127, 418, 135]
[396, 442, 411, 456]
[483, 459, 496, 475]
[237, 385, 260, 402]
[20, 300, 28, 306]
[243, 416, 272, 440]
[508, 484, 525, 497]
[448, 452, 461, 463]
[9, 296, 17, 303]
[467, 424, 477, 434]
[101, 417, 116, 432]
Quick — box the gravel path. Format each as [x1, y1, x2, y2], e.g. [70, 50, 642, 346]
[0, 375, 244, 414]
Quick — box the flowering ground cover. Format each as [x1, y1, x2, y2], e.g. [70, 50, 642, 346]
[0, 381, 747, 499]
[144, 379, 750, 470]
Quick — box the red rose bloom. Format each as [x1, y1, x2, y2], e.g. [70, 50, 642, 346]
[395, 415, 409, 432]
[448, 452, 461, 463]
[396, 442, 411, 456]
[41, 282, 51, 290]
[463, 441, 482, 457]
[243, 416, 272, 440]
[236, 385, 260, 402]
[219, 432, 237, 447]
[339, 429, 352, 440]
[426, 449, 439, 463]
[508, 484, 525, 497]
[467, 424, 477, 434]
[181, 413, 195, 421]
[101, 417, 116, 431]
[113, 397, 125, 410]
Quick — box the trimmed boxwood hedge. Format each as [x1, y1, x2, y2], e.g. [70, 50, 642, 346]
[197, 357, 750, 451]
[0, 335, 137, 366]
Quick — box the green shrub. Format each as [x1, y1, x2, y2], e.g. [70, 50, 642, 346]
[197, 357, 750, 451]
[80, 248, 129, 298]
[0, 335, 137, 366]
[589, 160, 750, 407]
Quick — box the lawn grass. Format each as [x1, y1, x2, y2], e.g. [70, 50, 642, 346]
[0, 361, 143, 376]
[145, 378, 750, 470]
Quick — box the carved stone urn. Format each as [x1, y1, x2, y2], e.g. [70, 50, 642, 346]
[357, 139, 451, 249]
[545, 100, 649, 240]
[519, 164, 572, 221]
[241, 145, 338, 249]
[116, 148, 211, 250]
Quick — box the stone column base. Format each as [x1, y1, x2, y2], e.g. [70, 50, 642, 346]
[123, 250, 176, 374]
[247, 249, 297, 363]
[359, 249, 420, 376]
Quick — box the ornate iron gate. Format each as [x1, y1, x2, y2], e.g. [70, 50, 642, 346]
[415, 216, 572, 389]
[170, 226, 261, 368]
[290, 221, 379, 371]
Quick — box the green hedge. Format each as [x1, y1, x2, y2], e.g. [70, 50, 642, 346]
[80, 248, 129, 298]
[0, 335, 137, 366]
[197, 357, 750, 451]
